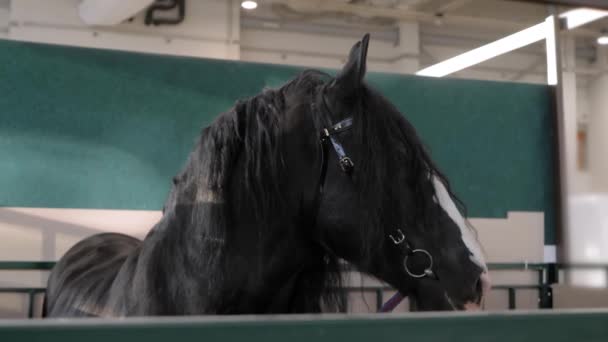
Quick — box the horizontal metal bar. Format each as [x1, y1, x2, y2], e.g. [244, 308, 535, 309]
[0, 288, 46, 293]
[342, 285, 546, 291]
[0, 285, 544, 296]
[2, 310, 608, 341]
[492, 285, 547, 290]
[557, 263, 608, 269]
[0, 261, 56, 270]
[508, 0, 608, 10]
[340, 262, 552, 273]
[486, 263, 548, 270]
[2, 261, 608, 272]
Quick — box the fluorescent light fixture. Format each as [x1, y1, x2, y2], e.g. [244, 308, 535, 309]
[545, 16, 558, 85]
[560, 8, 608, 30]
[241, 1, 258, 10]
[416, 7, 608, 79]
[416, 22, 546, 77]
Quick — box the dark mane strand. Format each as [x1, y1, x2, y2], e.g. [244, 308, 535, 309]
[347, 85, 475, 269]
[165, 69, 346, 312]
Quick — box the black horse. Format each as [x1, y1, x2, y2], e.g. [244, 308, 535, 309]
[44, 34, 490, 317]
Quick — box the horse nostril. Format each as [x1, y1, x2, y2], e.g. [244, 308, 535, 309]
[475, 278, 483, 303]
[474, 276, 486, 303]
[475, 278, 483, 295]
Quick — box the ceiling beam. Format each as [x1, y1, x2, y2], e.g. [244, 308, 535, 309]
[405, 0, 435, 9]
[508, 55, 546, 81]
[265, 0, 602, 37]
[506, 0, 608, 10]
[437, 0, 474, 13]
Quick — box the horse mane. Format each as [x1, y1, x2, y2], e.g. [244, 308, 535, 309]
[163, 69, 346, 312]
[161, 68, 472, 313]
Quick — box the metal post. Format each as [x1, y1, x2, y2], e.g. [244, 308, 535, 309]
[546, 5, 568, 266]
[538, 263, 556, 309]
[537, 268, 547, 309]
[27, 291, 35, 318]
[508, 288, 516, 310]
[375, 289, 383, 311]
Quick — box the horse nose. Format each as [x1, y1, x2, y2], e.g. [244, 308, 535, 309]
[464, 272, 491, 311]
[476, 271, 492, 302]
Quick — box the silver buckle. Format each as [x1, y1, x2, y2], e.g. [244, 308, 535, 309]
[388, 229, 406, 245]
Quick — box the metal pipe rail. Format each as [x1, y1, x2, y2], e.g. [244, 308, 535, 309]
[3, 262, 608, 317]
[1, 310, 608, 342]
[0, 261, 608, 318]
[0, 261, 566, 317]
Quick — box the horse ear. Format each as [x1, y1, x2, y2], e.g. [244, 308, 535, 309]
[331, 33, 370, 98]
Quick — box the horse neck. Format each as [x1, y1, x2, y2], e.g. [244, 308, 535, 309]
[142, 198, 328, 313]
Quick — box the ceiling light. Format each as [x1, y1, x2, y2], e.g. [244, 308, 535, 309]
[416, 21, 547, 77]
[241, 1, 257, 10]
[560, 8, 608, 30]
[416, 8, 608, 79]
[545, 16, 558, 86]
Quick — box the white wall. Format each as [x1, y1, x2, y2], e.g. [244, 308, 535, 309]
[0, 2, 8, 39]
[4, 1, 421, 73]
[7, 0, 240, 60]
[588, 52, 608, 192]
[574, 84, 592, 193]
[564, 46, 608, 287]
[240, 21, 420, 74]
[1, 0, 561, 82]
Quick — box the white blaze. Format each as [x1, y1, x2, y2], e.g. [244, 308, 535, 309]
[432, 176, 487, 271]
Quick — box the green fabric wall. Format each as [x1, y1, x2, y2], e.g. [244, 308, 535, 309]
[0, 40, 556, 243]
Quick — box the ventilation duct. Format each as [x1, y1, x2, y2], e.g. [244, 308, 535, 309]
[78, 0, 155, 26]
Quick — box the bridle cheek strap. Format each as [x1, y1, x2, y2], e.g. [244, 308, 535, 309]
[314, 117, 414, 313]
[314, 113, 439, 313]
[308, 117, 354, 252]
[321, 117, 354, 174]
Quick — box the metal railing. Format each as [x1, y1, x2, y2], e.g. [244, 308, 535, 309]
[339, 262, 556, 311]
[3, 261, 608, 317]
[3, 310, 608, 342]
[0, 262, 54, 318]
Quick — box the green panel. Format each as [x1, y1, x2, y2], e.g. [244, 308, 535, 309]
[365, 75, 556, 243]
[0, 41, 300, 211]
[0, 40, 555, 243]
[0, 311, 607, 342]
[0, 261, 55, 270]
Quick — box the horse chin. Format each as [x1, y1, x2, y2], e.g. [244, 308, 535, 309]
[408, 292, 457, 312]
[409, 282, 482, 312]
[463, 301, 482, 311]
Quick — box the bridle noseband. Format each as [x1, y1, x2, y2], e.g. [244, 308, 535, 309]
[388, 229, 435, 279]
[311, 93, 440, 312]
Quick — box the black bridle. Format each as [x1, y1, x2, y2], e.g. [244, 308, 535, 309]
[311, 93, 439, 312]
